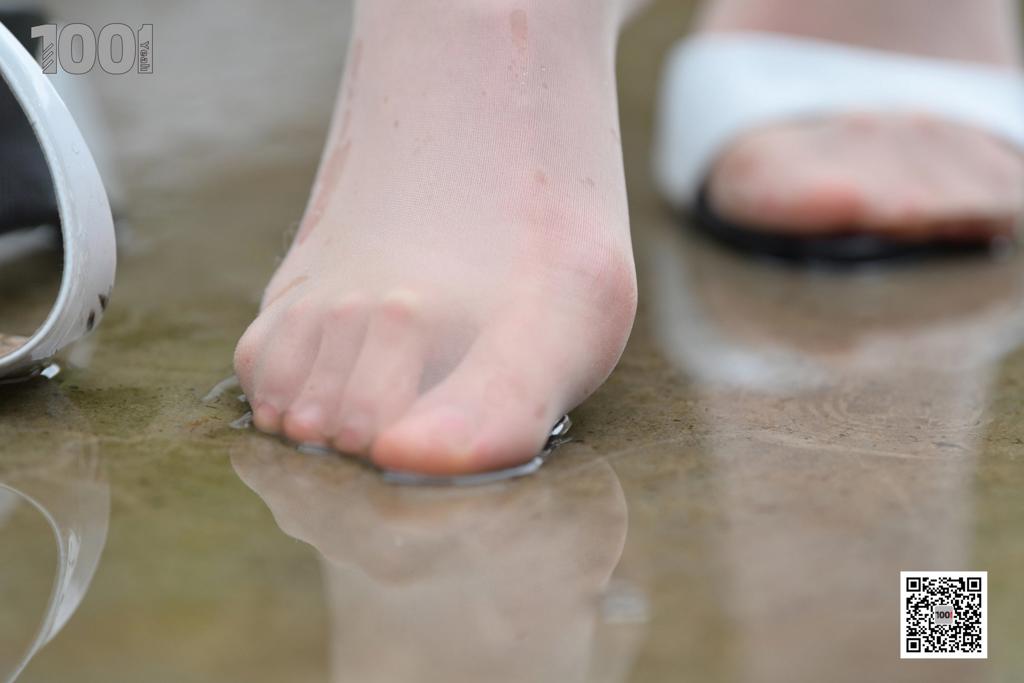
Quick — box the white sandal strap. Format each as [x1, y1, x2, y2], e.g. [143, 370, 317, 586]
[0, 23, 116, 378]
[653, 32, 1024, 207]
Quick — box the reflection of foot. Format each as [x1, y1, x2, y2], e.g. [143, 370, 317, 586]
[696, 0, 1024, 239]
[231, 438, 632, 682]
[234, 1, 636, 475]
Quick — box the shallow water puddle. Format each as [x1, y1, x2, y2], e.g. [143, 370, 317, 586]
[206, 375, 573, 486]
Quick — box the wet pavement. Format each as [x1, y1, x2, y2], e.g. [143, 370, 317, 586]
[2, 2, 1023, 682]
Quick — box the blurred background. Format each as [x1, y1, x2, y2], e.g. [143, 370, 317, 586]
[1, 1, 1023, 682]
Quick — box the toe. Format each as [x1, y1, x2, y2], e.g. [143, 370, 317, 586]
[373, 307, 589, 475]
[281, 294, 370, 445]
[331, 291, 428, 455]
[707, 116, 1024, 239]
[778, 173, 866, 231]
[238, 295, 322, 434]
[709, 129, 868, 233]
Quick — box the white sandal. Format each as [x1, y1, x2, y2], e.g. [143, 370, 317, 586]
[653, 32, 1024, 262]
[0, 21, 116, 378]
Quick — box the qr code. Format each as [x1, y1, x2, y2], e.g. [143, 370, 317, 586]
[901, 571, 986, 659]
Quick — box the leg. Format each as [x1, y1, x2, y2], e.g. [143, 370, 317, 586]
[701, 0, 1024, 239]
[235, 0, 639, 474]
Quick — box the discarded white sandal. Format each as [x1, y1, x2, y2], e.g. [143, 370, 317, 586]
[0, 21, 116, 379]
[653, 32, 1024, 262]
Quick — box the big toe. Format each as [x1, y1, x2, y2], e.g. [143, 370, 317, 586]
[373, 311, 592, 476]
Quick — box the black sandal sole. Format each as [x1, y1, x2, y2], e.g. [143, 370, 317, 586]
[687, 186, 996, 266]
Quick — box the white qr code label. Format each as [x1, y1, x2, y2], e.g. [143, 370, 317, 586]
[901, 571, 987, 659]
